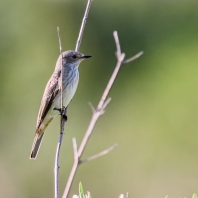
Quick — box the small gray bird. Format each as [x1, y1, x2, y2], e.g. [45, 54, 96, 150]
[30, 50, 91, 159]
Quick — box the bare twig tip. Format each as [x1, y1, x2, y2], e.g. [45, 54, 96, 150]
[122, 50, 144, 64]
[139, 51, 144, 55]
[113, 30, 118, 36]
[113, 31, 122, 58]
[80, 144, 118, 164]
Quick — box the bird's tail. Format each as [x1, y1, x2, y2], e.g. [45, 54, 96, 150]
[29, 132, 44, 159]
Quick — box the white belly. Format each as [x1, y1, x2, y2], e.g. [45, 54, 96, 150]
[49, 71, 79, 116]
[62, 76, 79, 107]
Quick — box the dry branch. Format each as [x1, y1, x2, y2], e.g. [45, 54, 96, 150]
[62, 31, 143, 198]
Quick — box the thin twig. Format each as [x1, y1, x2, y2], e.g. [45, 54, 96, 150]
[54, 130, 64, 198]
[122, 51, 144, 64]
[77, 32, 126, 157]
[57, 27, 64, 108]
[113, 31, 122, 58]
[54, 27, 68, 198]
[62, 31, 143, 198]
[62, 138, 79, 198]
[79, 144, 118, 164]
[55, 106, 68, 198]
[75, 0, 93, 52]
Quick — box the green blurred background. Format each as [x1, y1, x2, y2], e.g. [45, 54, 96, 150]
[1, 0, 198, 197]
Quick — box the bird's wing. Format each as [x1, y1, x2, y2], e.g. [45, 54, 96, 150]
[36, 71, 61, 130]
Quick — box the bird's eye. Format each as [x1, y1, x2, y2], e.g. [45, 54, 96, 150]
[72, 55, 77, 59]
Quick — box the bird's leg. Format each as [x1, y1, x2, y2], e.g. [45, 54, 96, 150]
[61, 106, 67, 121]
[54, 106, 68, 121]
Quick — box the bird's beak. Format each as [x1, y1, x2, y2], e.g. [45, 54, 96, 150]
[82, 55, 92, 59]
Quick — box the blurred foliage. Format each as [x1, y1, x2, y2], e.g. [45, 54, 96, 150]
[0, 0, 198, 198]
[77, 182, 92, 198]
[192, 194, 198, 198]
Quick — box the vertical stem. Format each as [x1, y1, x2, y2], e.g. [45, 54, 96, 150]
[57, 27, 63, 108]
[54, 131, 64, 198]
[75, 0, 93, 52]
[55, 27, 64, 198]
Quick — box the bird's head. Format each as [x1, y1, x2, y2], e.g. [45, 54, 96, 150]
[62, 50, 91, 67]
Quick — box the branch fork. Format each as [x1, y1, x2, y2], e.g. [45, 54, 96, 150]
[62, 30, 143, 198]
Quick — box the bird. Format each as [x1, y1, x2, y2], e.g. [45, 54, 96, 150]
[30, 50, 91, 159]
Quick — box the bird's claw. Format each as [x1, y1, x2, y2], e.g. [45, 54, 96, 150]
[53, 107, 62, 114]
[54, 106, 67, 121]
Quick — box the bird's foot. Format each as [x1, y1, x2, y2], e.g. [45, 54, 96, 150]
[63, 114, 67, 121]
[54, 106, 67, 121]
[53, 107, 62, 114]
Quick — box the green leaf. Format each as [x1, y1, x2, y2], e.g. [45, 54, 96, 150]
[79, 182, 84, 198]
[192, 193, 198, 198]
